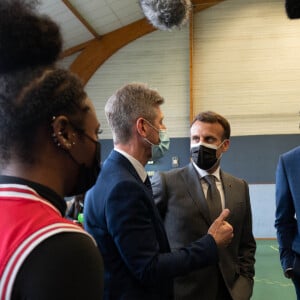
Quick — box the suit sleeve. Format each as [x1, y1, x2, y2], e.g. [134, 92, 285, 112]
[275, 155, 297, 272]
[231, 180, 256, 299]
[238, 181, 256, 279]
[106, 180, 218, 287]
[151, 171, 168, 219]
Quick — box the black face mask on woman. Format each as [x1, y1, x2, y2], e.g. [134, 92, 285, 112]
[191, 141, 224, 171]
[67, 133, 101, 197]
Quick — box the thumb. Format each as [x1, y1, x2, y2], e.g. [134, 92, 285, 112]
[216, 208, 230, 223]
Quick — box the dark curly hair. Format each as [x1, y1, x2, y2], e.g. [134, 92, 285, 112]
[0, 0, 62, 72]
[0, 0, 88, 166]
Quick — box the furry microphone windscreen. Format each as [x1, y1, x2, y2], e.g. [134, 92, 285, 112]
[139, 0, 192, 31]
[286, 0, 300, 19]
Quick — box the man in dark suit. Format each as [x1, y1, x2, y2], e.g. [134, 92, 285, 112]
[84, 84, 234, 300]
[275, 147, 300, 299]
[152, 111, 256, 300]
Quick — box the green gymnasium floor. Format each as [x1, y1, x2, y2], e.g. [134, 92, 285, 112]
[252, 240, 295, 299]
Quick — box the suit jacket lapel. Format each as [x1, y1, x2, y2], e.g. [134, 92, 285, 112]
[110, 150, 142, 181]
[110, 150, 170, 251]
[181, 163, 211, 226]
[220, 171, 234, 222]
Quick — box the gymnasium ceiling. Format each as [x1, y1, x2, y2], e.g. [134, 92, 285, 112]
[37, 0, 225, 82]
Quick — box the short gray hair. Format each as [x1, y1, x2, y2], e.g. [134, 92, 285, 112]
[105, 82, 164, 144]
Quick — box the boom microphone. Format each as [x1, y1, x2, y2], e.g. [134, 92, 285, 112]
[139, 0, 192, 31]
[285, 0, 300, 19]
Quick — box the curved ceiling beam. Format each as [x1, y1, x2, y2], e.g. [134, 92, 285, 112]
[192, 0, 225, 11]
[69, 0, 225, 85]
[69, 18, 155, 85]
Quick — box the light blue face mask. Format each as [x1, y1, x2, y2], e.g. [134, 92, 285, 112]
[144, 120, 170, 160]
[151, 129, 170, 160]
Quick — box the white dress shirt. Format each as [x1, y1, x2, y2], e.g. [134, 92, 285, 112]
[192, 161, 225, 210]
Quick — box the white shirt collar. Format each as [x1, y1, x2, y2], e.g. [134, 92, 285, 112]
[192, 161, 221, 182]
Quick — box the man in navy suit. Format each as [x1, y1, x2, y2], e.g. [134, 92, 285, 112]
[275, 147, 300, 299]
[84, 82, 234, 300]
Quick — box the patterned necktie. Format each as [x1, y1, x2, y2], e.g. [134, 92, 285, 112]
[204, 175, 222, 221]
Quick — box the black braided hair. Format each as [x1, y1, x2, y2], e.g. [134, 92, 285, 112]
[0, 0, 88, 166]
[0, 0, 62, 73]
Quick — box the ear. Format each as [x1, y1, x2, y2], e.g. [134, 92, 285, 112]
[51, 116, 76, 151]
[136, 117, 147, 137]
[222, 139, 230, 153]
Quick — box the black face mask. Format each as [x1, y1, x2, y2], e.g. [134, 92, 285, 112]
[191, 142, 219, 171]
[67, 136, 101, 197]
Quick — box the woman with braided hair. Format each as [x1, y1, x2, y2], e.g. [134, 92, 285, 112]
[0, 1, 104, 299]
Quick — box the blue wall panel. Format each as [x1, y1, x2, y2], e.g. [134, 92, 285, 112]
[101, 134, 300, 184]
[221, 134, 300, 184]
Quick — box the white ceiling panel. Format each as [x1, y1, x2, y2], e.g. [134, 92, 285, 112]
[37, 0, 145, 48]
[36, 0, 211, 55]
[37, 0, 94, 50]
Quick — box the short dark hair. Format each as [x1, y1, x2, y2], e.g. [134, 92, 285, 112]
[191, 111, 231, 140]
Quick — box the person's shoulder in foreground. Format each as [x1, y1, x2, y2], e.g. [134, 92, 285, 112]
[275, 144, 300, 298]
[0, 1, 103, 299]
